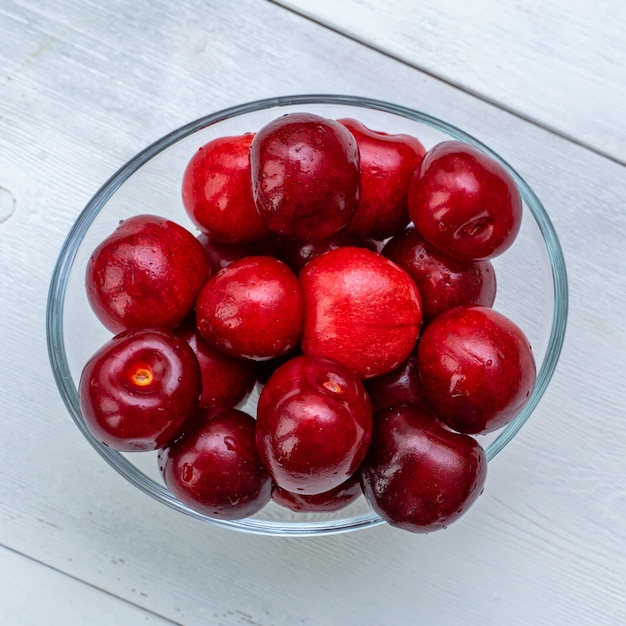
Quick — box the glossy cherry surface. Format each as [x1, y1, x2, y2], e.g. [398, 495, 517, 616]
[339, 117, 425, 240]
[271, 473, 362, 513]
[78, 328, 201, 451]
[250, 112, 360, 240]
[160, 408, 272, 520]
[195, 255, 304, 361]
[182, 133, 270, 244]
[360, 406, 487, 533]
[85, 214, 210, 333]
[408, 140, 522, 261]
[175, 317, 257, 411]
[418, 305, 537, 434]
[256, 355, 372, 495]
[300, 246, 422, 379]
[382, 227, 496, 323]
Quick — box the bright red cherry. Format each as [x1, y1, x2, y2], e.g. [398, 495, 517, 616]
[182, 133, 270, 244]
[418, 305, 537, 434]
[195, 255, 303, 361]
[300, 246, 422, 379]
[408, 141, 522, 261]
[339, 117, 425, 240]
[382, 227, 496, 323]
[85, 214, 210, 333]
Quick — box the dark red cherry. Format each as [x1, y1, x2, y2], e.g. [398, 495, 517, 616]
[160, 408, 272, 520]
[361, 406, 487, 533]
[250, 113, 360, 240]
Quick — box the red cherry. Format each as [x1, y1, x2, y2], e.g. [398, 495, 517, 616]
[195, 255, 303, 361]
[255, 344, 302, 386]
[418, 305, 537, 434]
[160, 408, 272, 520]
[197, 233, 277, 275]
[256, 355, 372, 495]
[273, 230, 364, 275]
[271, 473, 362, 513]
[338, 117, 426, 239]
[363, 345, 428, 414]
[250, 113, 360, 239]
[361, 406, 488, 533]
[182, 133, 270, 244]
[300, 246, 422, 379]
[86, 214, 210, 333]
[175, 317, 257, 411]
[382, 227, 496, 323]
[408, 141, 522, 261]
[78, 328, 201, 451]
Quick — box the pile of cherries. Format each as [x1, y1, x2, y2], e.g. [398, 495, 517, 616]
[79, 112, 536, 533]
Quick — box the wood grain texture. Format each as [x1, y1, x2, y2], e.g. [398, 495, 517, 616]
[0, 547, 176, 625]
[0, 0, 625, 624]
[273, 0, 626, 164]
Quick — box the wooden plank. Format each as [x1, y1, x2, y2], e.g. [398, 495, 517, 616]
[0, 0, 625, 624]
[0, 547, 176, 626]
[273, 0, 626, 164]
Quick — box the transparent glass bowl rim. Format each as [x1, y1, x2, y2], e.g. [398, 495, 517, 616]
[46, 94, 568, 537]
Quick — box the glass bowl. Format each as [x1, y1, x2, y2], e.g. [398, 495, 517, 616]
[47, 95, 568, 536]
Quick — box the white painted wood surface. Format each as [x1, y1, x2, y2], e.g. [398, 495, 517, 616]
[0, 547, 174, 625]
[274, 0, 626, 164]
[1, 0, 625, 624]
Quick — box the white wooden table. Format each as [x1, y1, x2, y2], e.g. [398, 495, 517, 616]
[1, 1, 625, 624]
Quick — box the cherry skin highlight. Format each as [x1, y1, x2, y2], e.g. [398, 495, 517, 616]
[256, 355, 372, 495]
[418, 305, 537, 434]
[250, 112, 360, 240]
[85, 214, 210, 333]
[160, 408, 272, 520]
[78, 328, 202, 452]
[361, 406, 488, 533]
[408, 140, 522, 261]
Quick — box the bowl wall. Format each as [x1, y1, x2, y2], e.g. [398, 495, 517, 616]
[47, 95, 568, 536]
